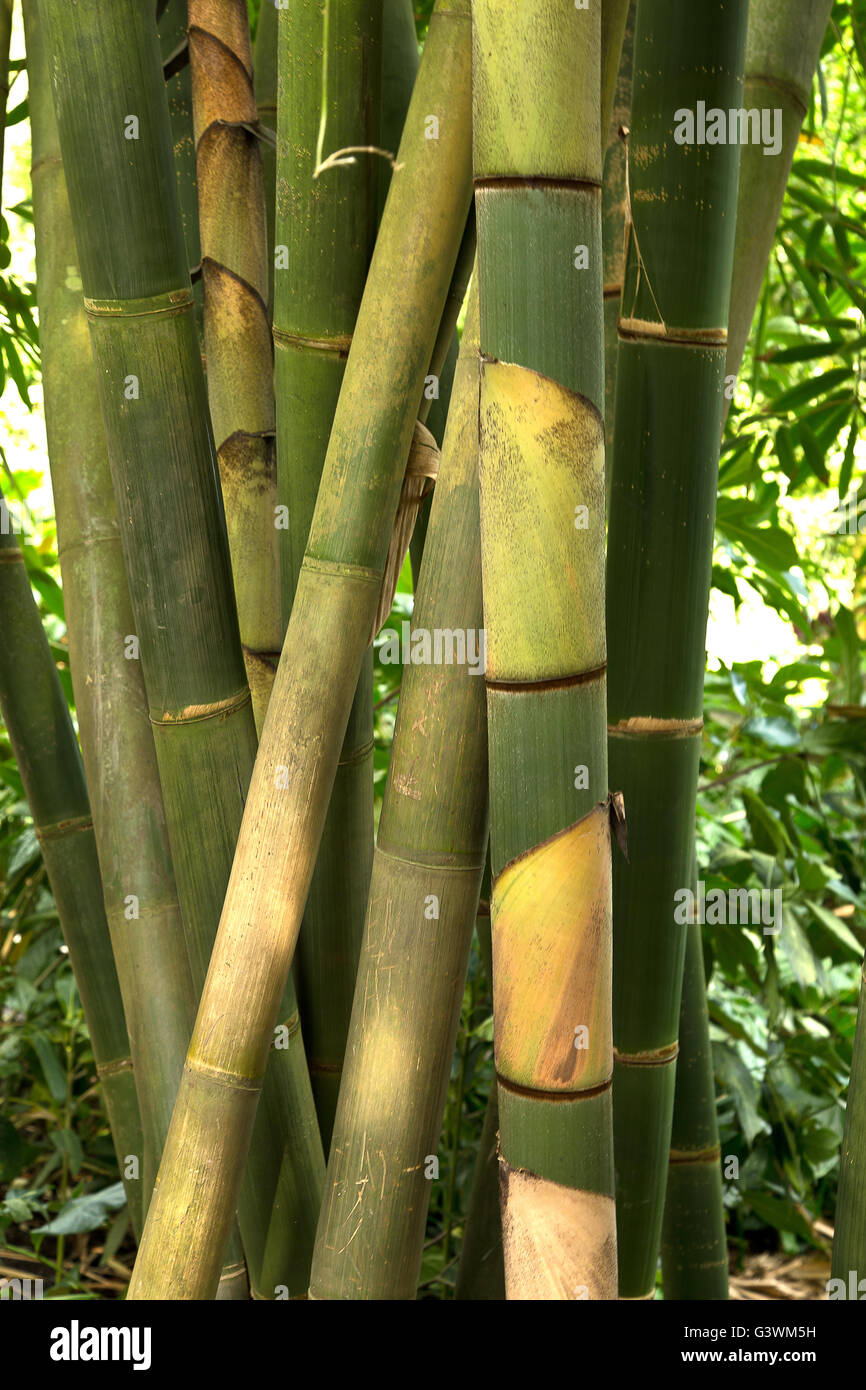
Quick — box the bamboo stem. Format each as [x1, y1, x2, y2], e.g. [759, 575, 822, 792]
[39, 0, 302, 1297]
[274, 0, 382, 1151]
[661, 913, 729, 1298]
[127, 0, 473, 1300]
[253, 0, 278, 313]
[0, 495, 144, 1236]
[309, 284, 487, 1301]
[606, 0, 748, 1298]
[473, 0, 616, 1300]
[726, 0, 835, 392]
[24, 0, 200, 1224]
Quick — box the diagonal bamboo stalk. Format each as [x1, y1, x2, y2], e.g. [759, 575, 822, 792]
[606, 0, 748, 1300]
[474, 0, 616, 1300]
[274, 0, 381, 1151]
[309, 282, 487, 1301]
[127, 0, 473, 1300]
[0, 493, 144, 1237]
[39, 0, 318, 1297]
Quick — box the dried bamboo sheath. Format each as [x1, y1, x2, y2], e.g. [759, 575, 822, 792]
[473, 0, 616, 1300]
[0, 507, 144, 1235]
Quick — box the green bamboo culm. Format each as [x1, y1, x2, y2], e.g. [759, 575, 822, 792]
[189, 0, 280, 735]
[661, 914, 729, 1298]
[601, 1, 634, 466]
[473, 0, 616, 1299]
[274, 0, 382, 1150]
[127, 0, 473, 1301]
[380, 0, 460, 584]
[606, 0, 748, 1300]
[455, 904, 506, 1301]
[0, 496, 144, 1236]
[158, 0, 203, 335]
[39, 0, 305, 1298]
[309, 283, 488, 1301]
[726, 0, 834, 391]
[22, 0, 205, 1229]
[187, 0, 325, 1299]
[600, 0, 630, 139]
[253, 0, 278, 312]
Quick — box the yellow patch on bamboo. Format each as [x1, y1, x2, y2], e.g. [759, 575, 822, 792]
[499, 1161, 617, 1300]
[472, 1, 601, 182]
[493, 802, 612, 1091]
[479, 360, 605, 683]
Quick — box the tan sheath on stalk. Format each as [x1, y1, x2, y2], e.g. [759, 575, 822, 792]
[188, 0, 279, 733]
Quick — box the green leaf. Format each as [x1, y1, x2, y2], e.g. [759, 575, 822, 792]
[713, 1046, 770, 1145]
[30, 1032, 67, 1104]
[839, 410, 860, 505]
[8, 825, 39, 877]
[35, 1182, 128, 1237]
[51, 1128, 84, 1178]
[744, 1191, 814, 1241]
[805, 898, 863, 959]
[764, 366, 851, 417]
[742, 716, 800, 749]
[716, 515, 799, 572]
[777, 909, 821, 992]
